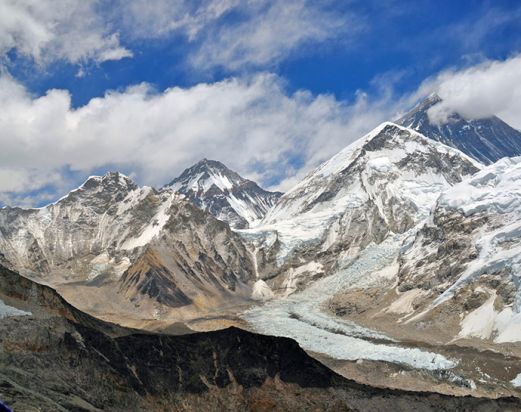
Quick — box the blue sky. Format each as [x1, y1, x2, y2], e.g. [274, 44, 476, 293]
[0, 0, 521, 206]
[12, 0, 521, 106]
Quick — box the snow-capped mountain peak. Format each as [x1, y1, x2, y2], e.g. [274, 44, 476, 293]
[397, 94, 521, 165]
[168, 159, 241, 194]
[264, 122, 480, 226]
[166, 159, 282, 229]
[81, 171, 136, 191]
[243, 122, 481, 296]
[43, 171, 139, 209]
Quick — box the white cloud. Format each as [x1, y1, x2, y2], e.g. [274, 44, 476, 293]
[0, 0, 132, 65]
[189, 1, 350, 70]
[0, 0, 352, 72]
[120, 0, 240, 40]
[423, 54, 521, 128]
[0, 73, 395, 203]
[119, 0, 352, 71]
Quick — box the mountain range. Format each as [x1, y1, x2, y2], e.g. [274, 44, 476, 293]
[2, 264, 517, 411]
[0, 172, 257, 328]
[2, 94, 521, 407]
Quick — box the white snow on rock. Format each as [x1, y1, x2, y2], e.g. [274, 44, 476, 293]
[511, 373, 521, 388]
[438, 157, 521, 216]
[251, 122, 480, 267]
[457, 288, 521, 343]
[166, 159, 281, 229]
[494, 308, 521, 343]
[458, 290, 498, 340]
[121, 193, 175, 250]
[0, 172, 182, 284]
[170, 171, 234, 194]
[431, 158, 521, 330]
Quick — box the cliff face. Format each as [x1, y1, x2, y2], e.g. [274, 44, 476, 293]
[0, 265, 520, 411]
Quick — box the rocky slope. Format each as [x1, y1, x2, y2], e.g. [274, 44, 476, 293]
[1, 264, 519, 411]
[166, 159, 282, 228]
[395, 156, 521, 343]
[398, 94, 521, 165]
[241, 122, 481, 296]
[0, 172, 256, 326]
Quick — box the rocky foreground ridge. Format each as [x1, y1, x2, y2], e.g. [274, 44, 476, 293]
[1, 265, 519, 411]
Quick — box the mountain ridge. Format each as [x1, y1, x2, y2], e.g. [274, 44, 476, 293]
[241, 122, 481, 296]
[0, 171, 257, 327]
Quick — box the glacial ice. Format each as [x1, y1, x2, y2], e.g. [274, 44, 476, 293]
[243, 235, 457, 370]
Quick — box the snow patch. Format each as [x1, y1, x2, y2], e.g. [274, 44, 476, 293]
[121, 193, 175, 250]
[0, 298, 31, 318]
[511, 373, 521, 388]
[459, 292, 497, 340]
[457, 290, 521, 343]
[366, 156, 393, 173]
[251, 280, 274, 301]
[494, 307, 521, 343]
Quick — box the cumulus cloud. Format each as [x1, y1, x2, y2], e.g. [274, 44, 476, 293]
[0, 0, 132, 65]
[0, 73, 394, 204]
[424, 54, 521, 128]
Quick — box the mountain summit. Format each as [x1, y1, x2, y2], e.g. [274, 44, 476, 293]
[397, 94, 521, 164]
[246, 122, 481, 294]
[166, 159, 282, 229]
